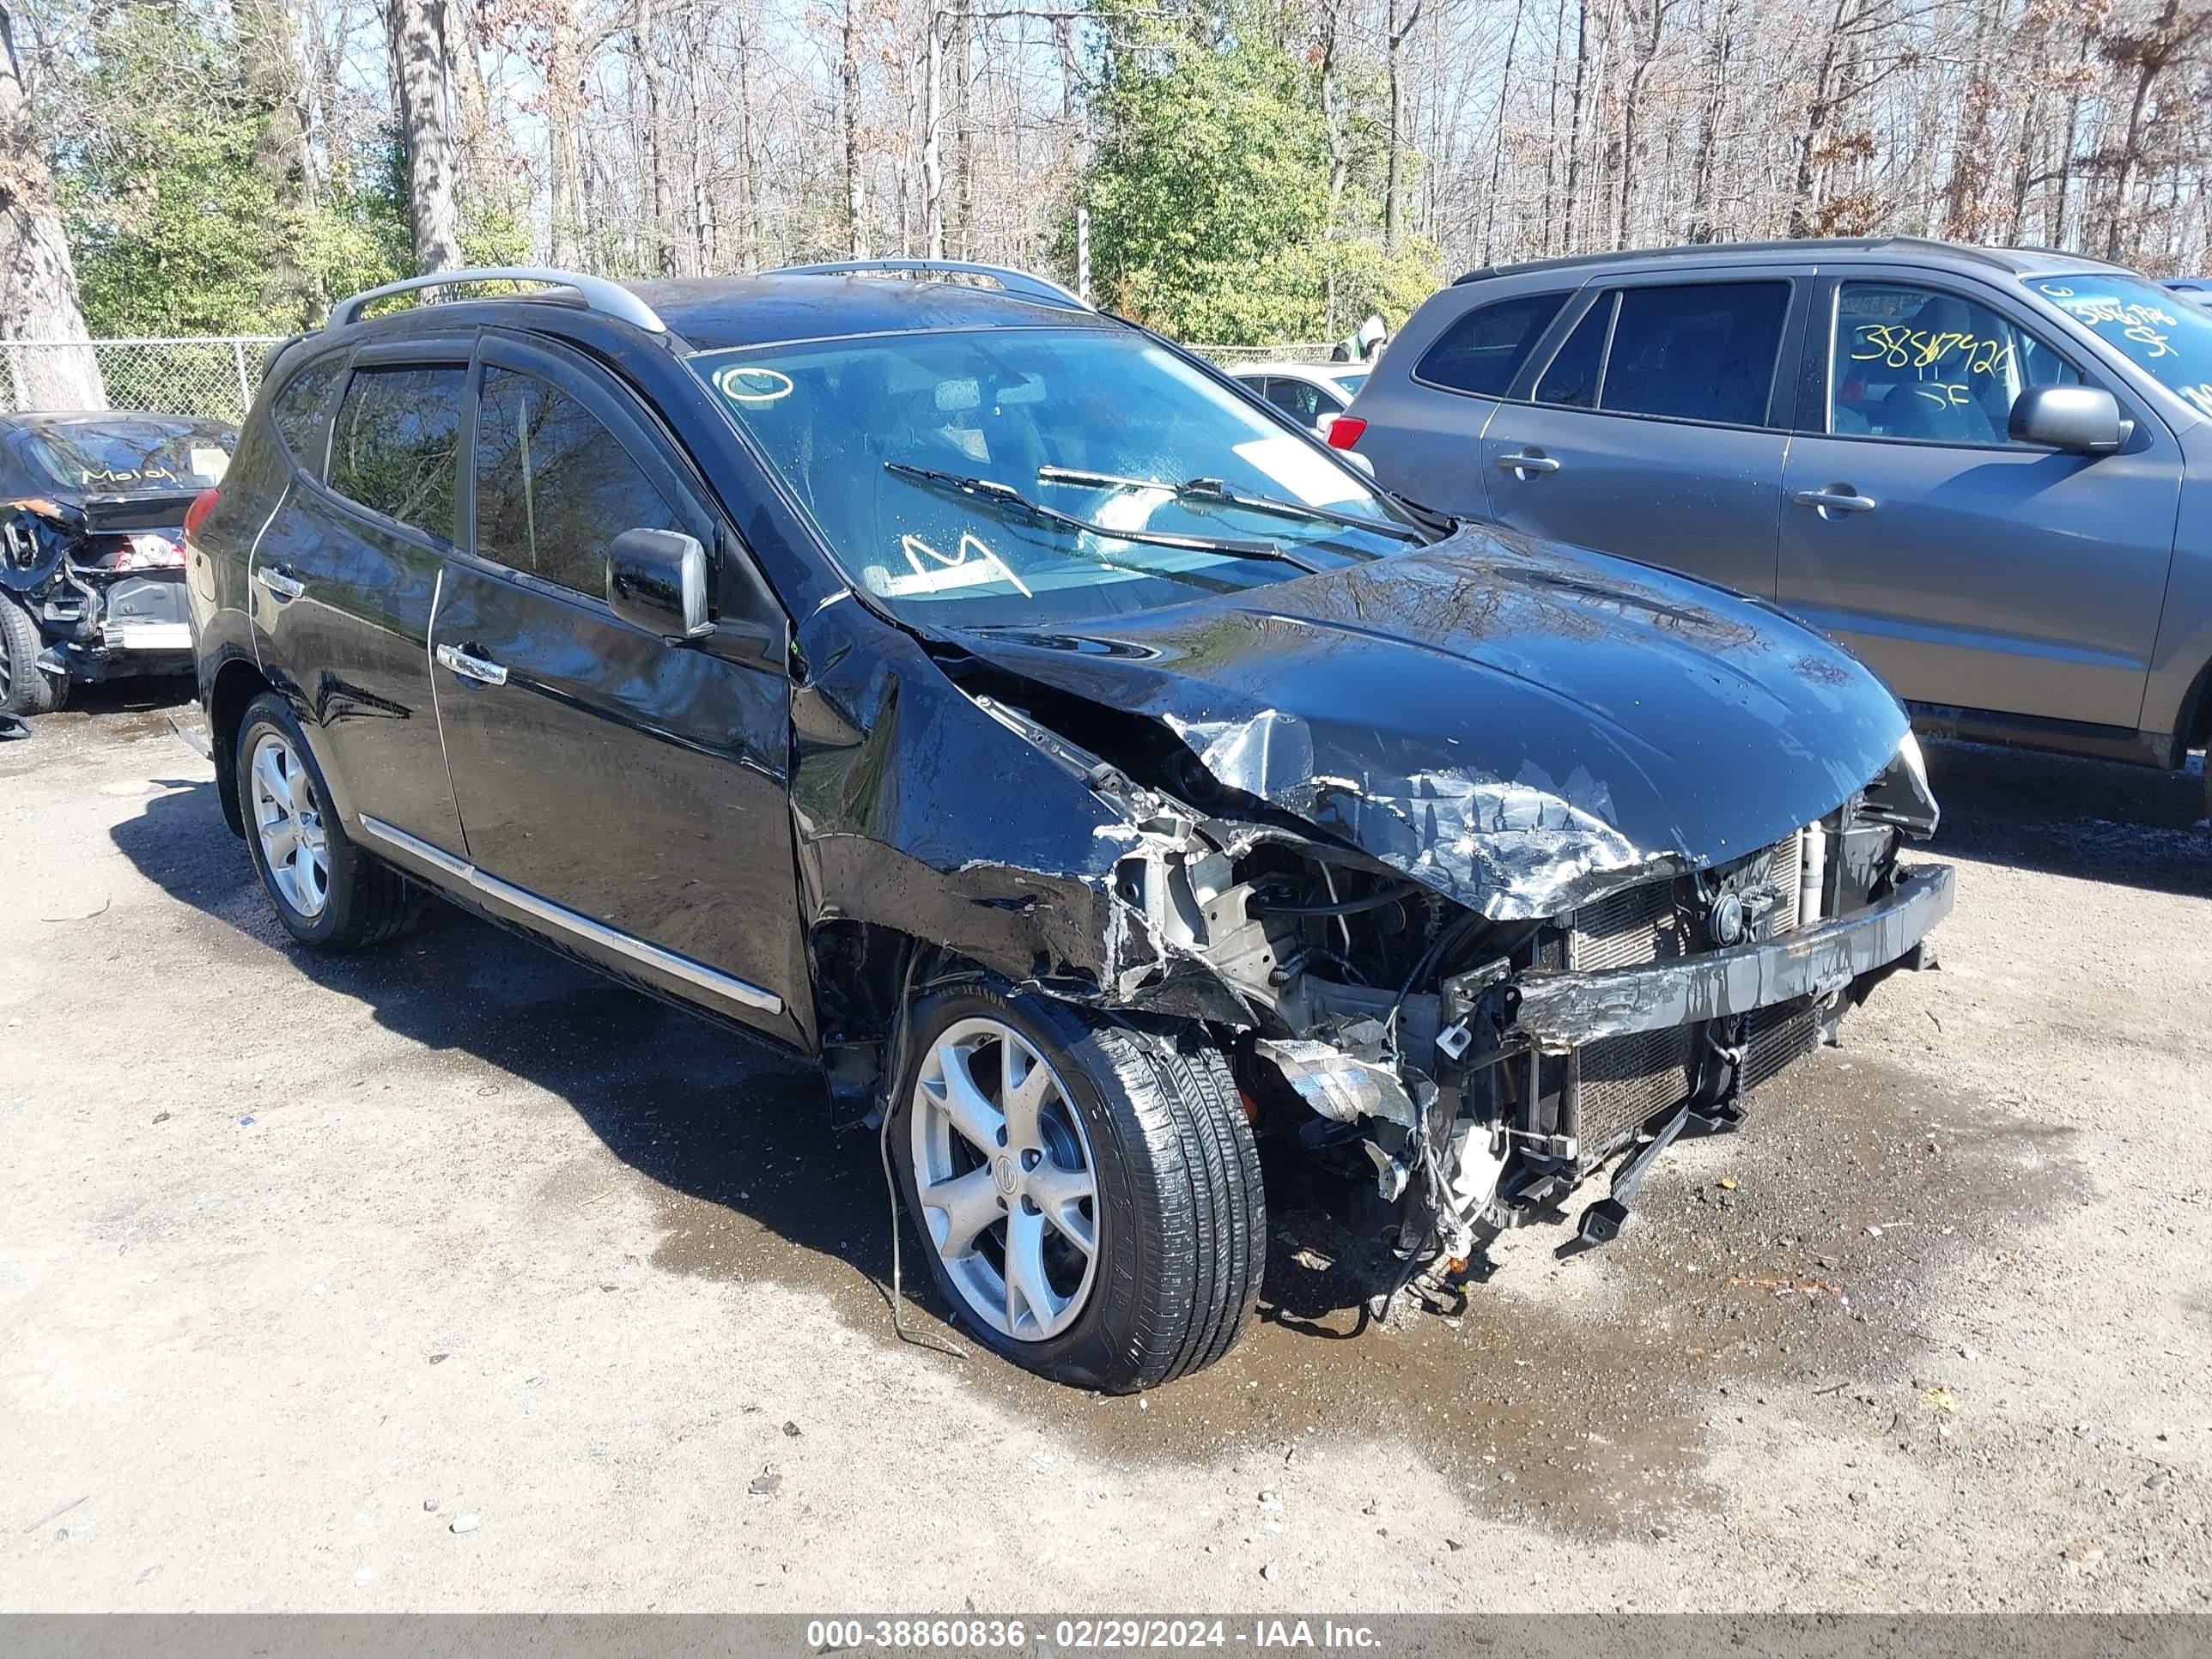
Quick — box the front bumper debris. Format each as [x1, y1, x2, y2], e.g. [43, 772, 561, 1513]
[1510, 862, 1955, 1049]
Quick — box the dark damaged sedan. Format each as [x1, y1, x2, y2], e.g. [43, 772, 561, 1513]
[185, 263, 1952, 1392]
[0, 411, 236, 715]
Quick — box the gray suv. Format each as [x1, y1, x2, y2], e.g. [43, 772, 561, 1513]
[1339, 238, 2212, 804]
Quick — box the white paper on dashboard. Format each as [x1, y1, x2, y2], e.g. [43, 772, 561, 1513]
[1231, 434, 1363, 507]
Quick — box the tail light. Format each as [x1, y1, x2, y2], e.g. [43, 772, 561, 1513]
[184, 488, 220, 544]
[1326, 416, 1367, 450]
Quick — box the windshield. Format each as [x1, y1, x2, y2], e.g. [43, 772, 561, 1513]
[694, 326, 1416, 627]
[1328, 370, 1370, 399]
[2030, 274, 2212, 418]
[20, 418, 234, 491]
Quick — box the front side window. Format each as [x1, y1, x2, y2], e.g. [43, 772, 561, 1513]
[1834, 283, 2080, 445]
[1417, 292, 1569, 398]
[696, 325, 1416, 628]
[270, 356, 347, 475]
[2028, 273, 2212, 418]
[327, 365, 464, 543]
[473, 368, 684, 599]
[1598, 282, 1789, 425]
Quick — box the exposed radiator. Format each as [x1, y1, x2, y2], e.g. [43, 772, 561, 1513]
[1575, 1025, 1696, 1158]
[1570, 874, 1691, 972]
[1563, 829, 1818, 1163]
[1741, 999, 1821, 1090]
[1567, 872, 1695, 1159]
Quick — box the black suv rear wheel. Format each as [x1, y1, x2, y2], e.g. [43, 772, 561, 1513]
[891, 984, 1264, 1392]
[236, 690, 413, 950]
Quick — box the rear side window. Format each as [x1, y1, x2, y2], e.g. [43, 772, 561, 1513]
[270, 356, 346, 476]
[1416, 292, 1569, 397]
[1598, 282, 1790, 425]
[473, 367, 684, 599]
[1263, 377, 1326, 422]
[327, 366, 465, 543]
[1535, 296, 1613, 409]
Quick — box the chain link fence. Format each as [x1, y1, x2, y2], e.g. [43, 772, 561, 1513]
[0, 337, 287, 425]
[1188, 343, 1341, 366]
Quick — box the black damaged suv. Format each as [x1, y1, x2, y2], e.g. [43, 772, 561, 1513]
[186, 263, 1953, 1392]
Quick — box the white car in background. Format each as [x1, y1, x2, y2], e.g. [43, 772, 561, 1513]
[1231, 362, 1371, 439]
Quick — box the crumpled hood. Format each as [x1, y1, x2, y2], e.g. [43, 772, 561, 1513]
[940, 526, 1912, 920]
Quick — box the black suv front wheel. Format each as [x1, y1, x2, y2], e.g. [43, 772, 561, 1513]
[891, 984, 1265, 1392]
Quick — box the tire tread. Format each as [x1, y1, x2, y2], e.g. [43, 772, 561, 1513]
[1032, 1004, 1264, 1390]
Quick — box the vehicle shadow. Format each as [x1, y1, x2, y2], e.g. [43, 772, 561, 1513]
[108, 776, 940, 1311]
[106, 777, 1380, 1348]
[1920, 738, 2212, 901]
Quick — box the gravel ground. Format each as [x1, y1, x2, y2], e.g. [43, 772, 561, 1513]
[2, 683, 2208, 1613]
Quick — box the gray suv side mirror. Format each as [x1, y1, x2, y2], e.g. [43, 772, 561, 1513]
[2009, 385, 2126, 454]
[608, 527, 714, 641]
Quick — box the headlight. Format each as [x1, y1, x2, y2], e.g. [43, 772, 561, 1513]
[1863, 727, 1938, 837]
[1896, 728, 1928, 795]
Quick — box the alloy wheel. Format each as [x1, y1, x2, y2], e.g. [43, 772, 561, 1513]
[250, 729, 330, 920]
[911, 1016, 1100, 1341]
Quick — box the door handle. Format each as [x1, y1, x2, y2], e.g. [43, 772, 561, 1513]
[1497, 451, 1561, 478]
[1793, 487, 1878, 516]
[435, 642, 508, 686]
[254, 565, 304, 602]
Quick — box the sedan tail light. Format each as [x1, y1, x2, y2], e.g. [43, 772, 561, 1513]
[1326, 416, 1367, 450]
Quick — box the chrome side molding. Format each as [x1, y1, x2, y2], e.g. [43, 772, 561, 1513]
[355, 816, 784, 1017]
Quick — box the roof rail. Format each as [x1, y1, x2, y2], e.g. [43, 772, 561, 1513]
[326, 268, 666, 334]
[771, 259, 1086, 309]
[1451, 235, 2022, 287]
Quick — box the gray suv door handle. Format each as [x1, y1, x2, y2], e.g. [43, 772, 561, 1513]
[254, 565, 304, 602]
[436, 642, 508, 686]
[1793, 487, 1878, 516]
[1497, 451, 1561, 478]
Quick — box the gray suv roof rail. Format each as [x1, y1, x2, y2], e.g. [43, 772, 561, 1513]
[325, 267, 668, 334]
[770, 259, 1086, 309]
[1451, 235, 2018, 287]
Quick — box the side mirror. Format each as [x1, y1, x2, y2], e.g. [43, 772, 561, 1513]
[608, 527, 713, 641]
[2009, 385, 2126, 454]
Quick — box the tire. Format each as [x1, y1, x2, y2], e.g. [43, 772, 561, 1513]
[891, 983, 1265, 1392]
[0, 592, 59, 717]
[235, 690, 413, 951]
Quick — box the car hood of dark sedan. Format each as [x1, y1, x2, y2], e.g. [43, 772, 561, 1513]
[938, 526, 1912, 920]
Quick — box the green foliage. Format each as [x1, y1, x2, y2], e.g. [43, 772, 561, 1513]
[1078, 0, 1438, 343]
[51, 2, 412, 336]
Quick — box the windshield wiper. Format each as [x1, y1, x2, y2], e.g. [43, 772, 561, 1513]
[1034, 465, 1425, 544]
[883, 462, 1323, 573]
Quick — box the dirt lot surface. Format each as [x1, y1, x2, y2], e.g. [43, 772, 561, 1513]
[3, 684, 2209, 1613]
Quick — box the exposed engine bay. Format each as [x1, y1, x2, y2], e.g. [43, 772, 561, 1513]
[943, 664, 1951, 1291]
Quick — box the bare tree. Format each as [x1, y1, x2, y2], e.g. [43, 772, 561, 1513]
[386, 0, 463, 273]
[843, 0, 868, 258]
[0, 3, 100, 406]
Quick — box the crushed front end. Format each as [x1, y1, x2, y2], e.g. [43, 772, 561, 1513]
[1102, 735, 1951, 1276]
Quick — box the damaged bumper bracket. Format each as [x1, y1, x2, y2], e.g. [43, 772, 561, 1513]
[1511, 862, 1956, 1048]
